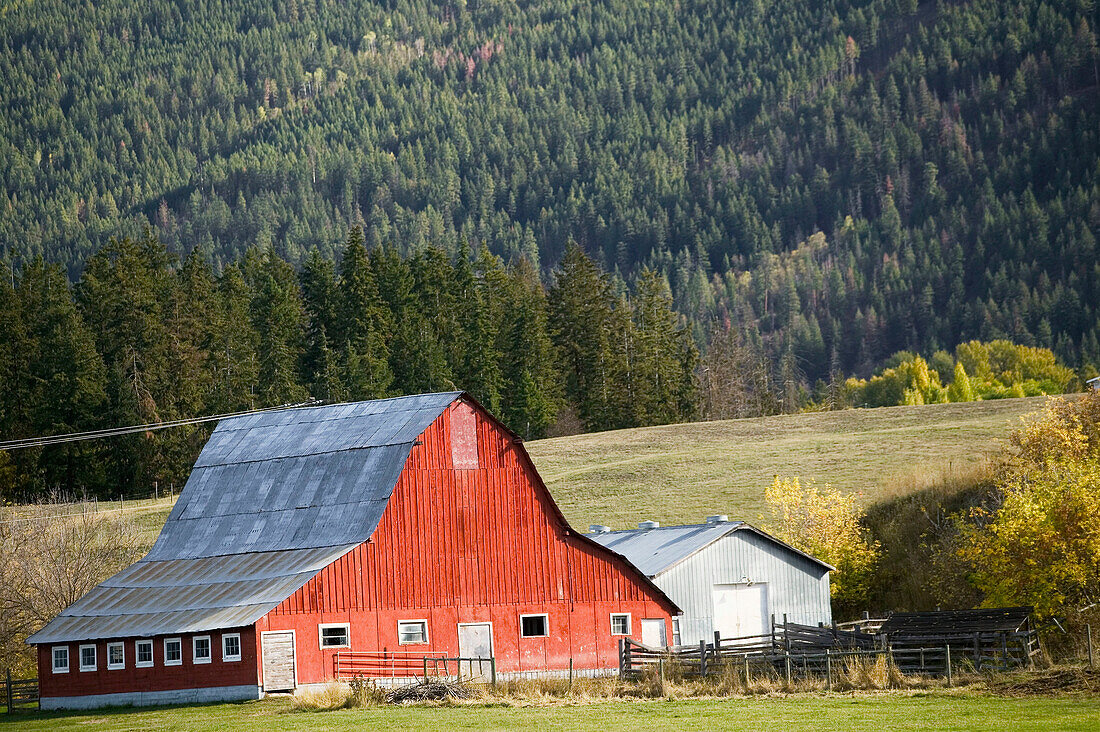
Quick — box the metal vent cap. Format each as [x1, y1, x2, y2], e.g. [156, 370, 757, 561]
[638, 520, 660, 529]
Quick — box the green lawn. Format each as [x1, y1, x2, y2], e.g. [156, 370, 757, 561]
[527, 397, 1049, 529]
[3, 694, 1099, 731]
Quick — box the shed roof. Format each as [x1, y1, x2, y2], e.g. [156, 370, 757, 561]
[28, 392, 461, 645]
[586, 521, 834, 577]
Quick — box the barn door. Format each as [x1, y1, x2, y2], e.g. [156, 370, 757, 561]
[641, 619, 667, 648]
[457, 623, 493, 681]
[261, 631, 297, 692]
[712, 583, 769, 643]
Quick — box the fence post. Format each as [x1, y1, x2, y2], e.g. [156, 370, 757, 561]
[1088, 625, 1095, 669]
[6, 668, 12, 714]
[658, 657, 666, 695]
[490, 656, 497, 688]
[945, 645, 952, 687]
[744, 654, 750, 686]
[714, 630, 721, 655]
[784, 652, 792, 686]
[422, 657, 429, 681]
[618, 639, 626, 679]
[825, 650, 832, 691]
[699, 640, 707, 676]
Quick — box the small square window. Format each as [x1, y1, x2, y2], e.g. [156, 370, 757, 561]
[520, 614, 548, 638]
[398, 621, 428, 645]
[193, 636, 211, 664]
[136, 640, 154, 668]
[52, 646, 69, 674]
[222, 633, 241, 662]
[319, 624, 350, 648]
[164, 637, 182, 666]
[610, 613, 631, 636]
[107, 642, 125, 670]
[79, 644, 97, 672]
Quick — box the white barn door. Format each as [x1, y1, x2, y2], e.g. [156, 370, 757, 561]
[641, 619, 667, 648]
[712, 583, 769, 641]
[261, 631, 297, 692]
[457, 623, 493, 680]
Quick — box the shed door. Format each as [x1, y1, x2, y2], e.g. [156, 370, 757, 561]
[641, 619, 667, 648]
[457, 623, 493, 681]
[712, 583, 769, 642]
[261, 631, 296, 692]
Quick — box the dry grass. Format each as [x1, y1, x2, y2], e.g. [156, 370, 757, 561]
[526, 398, 1048, 528]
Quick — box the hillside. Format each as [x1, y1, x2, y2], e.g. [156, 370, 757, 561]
[527, 396, 1048, 529]
[1, 0, 1097, 379]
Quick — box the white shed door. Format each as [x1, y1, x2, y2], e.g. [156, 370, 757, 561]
[261, 631, 296, 692]
[641, 619, 667, 648]
[457, 623, 493, 680]
[712, 583, 769, 641]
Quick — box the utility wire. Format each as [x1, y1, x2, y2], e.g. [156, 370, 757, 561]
[0, 400, 322, 452]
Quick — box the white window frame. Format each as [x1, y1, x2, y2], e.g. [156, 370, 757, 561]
[106, 641, 125, 670]
[135, 639, 154, 668]
[192, 635, 212, 664]
[164, 637, 183, 666]
[222, 633, 242, 662]
[610, 613, 632, 636]
[519, 613, 549, 638]
[79, 643, 97, 672]
[52, 646, 69, 674]
[397, 619, 429, 645]
[318, 623, 350, 649]
[671, 617, 682, 647]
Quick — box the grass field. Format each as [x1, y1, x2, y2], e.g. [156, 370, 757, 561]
[526, 397, 1049, 529]
[2, 693, 1099, 731]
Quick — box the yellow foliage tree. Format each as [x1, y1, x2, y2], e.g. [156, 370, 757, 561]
[763, 477, 880, 615]
[958, 392, 1100, 617]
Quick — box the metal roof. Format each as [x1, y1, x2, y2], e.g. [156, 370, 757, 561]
[29, 392, 462, 644]
[586, 521, 834, 577]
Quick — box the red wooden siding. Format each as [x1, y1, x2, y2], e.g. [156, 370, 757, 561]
[262, 401, 674, 682]
[38, 627, 257, 698]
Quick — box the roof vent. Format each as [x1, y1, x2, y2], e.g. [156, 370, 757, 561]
[638, 520, 660, 530]
[706, 515, 729, 524]
[588, 524, 611, 534]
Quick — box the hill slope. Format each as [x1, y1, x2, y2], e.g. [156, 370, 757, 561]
[527, 397, 1047, 529]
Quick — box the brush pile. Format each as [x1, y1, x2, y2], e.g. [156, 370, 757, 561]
[386, 679, 476, 703]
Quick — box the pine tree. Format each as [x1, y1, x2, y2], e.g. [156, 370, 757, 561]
[335, 227, 392, 399]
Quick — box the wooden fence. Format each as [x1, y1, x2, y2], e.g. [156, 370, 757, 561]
[3, 670, 38, 713]
[619, 618, 1040, 681]
[334, 651, 497, 684]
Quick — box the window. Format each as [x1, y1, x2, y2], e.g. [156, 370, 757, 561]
[79, 644, 97, 672]
[52, 646, 69, 674]
[319, 623, 350, 649]
[107, 642, 125, 670]
[222, 633, 241, 662]
[193, 636, 211, 664]
[610, 613, 631, 636]
[671, 618, 682, 647]
[520, 614, 549, 638]
[164, 637, 182, 666]
[398, 620, 428, 645]
[136, 640, 154, 668]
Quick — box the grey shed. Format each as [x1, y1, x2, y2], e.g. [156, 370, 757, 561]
[587, 519, 832, 647]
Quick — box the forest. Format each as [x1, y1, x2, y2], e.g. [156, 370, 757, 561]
[0, 0, 1097, 386]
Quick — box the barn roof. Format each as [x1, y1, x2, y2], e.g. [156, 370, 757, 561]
[586, 521, 834, 577]
[28, 392, 461, 645]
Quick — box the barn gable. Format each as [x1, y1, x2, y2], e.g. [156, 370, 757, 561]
[28, 393, 461, 646]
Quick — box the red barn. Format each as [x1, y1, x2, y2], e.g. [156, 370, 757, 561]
[28, 393, 677, 709]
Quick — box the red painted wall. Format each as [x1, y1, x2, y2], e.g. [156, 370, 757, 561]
[261, 401, 676, 684]
[38, 627, 257, 698]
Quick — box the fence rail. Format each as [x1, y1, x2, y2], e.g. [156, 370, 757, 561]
[3, 670, 38, 713]
[334, 652, 497, 684]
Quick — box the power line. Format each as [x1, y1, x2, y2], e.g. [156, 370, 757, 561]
[0, 400, 322, 452]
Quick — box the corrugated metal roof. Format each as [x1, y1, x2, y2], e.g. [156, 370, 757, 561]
[29, 392, 462, 644]
[587, 521, 834, 577]
[26, 545, 356, 644]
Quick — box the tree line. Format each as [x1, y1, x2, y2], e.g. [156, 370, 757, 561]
[0, 0, 1096, 389]
[0, 231, 697, 501]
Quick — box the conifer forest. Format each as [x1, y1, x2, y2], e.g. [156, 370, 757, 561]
[0, 0, 1097, 499]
